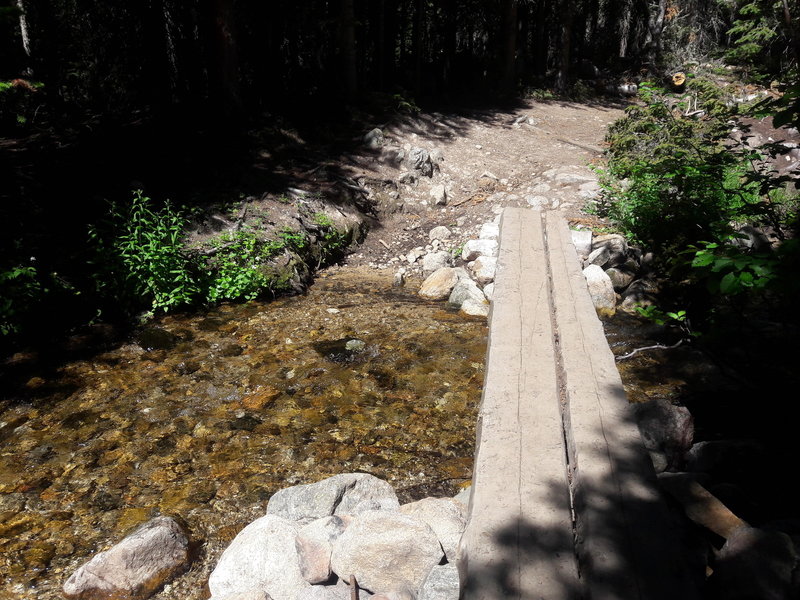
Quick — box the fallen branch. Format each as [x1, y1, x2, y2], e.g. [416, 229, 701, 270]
[615, 339, 685, 361]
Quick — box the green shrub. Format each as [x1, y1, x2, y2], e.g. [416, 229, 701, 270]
[89, 191, 199, 313]
[0, 264, 41, 335]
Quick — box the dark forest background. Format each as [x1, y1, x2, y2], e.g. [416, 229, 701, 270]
[0, 0, 797, 345]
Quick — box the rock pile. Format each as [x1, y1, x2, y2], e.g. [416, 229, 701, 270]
[63, 474, 468, 600]
[572, 230, 656, 317]
[209, 473, 466, 600]
[416, 218, 498, 317]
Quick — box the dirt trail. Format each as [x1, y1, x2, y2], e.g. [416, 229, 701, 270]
[328, 99, 626, 279]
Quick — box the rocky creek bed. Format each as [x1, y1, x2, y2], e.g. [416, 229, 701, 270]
[0, 268, 487, 600]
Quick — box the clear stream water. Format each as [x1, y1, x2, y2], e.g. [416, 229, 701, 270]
[0, 267, 487, 599]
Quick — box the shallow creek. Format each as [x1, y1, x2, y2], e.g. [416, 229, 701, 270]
[0, 267, 487, 600]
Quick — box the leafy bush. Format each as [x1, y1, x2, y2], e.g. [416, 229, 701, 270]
[600, 79, 765, 253]
[0, 264, 41, 335]
[89, 191, 199, 314]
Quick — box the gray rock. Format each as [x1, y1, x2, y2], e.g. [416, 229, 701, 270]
[592, 233, 628, 255]
[398, 172, 418, 185]
[429, 148, 445, 164]
[419, 268, 461, 301]
[586, 246, 611, 268]
[525, 195, 549, 209]
[399, 497, 467, 562]
[406, 247, 426, 264]
[582, 264, 616, 317]
[266, 473, 400, 524]
[408, 148, 434, 177]
[448, 278, 486, 310]
[470, 256, 497, 285]
[570, 229, 592, 257]
[685, 440, 766, 478]
[209, 515, 309, 600]
[555, 172, 596, 185]
[364, 128, 384, 149]
[633, 399, 693, 469]
[63, 516, 190, 600]
[478, 222, 500, 240]
[422, 251, 452, 276]
[429, 185, 447, 206]
[417, 564, 460, 600]
[530, 182, 551, 194]
[604, 267, 636, 291]
[296, 516, 351, 584]
[428, 226, 452, 241]
[482, 283, 495, 302]
[461, 239, 498, 261]
[330, 510, 443, 595]
[708, 527, 797, 600]
[620, 278, 660, 311]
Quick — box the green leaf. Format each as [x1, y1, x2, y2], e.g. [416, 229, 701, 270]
[719, 272, 739, 294]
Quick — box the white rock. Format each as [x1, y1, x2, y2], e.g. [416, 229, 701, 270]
[583, 264, 616, 316]
[422, 251, 452, 275]
[525, 195, 549, 209]
[208, 515, 309, 600]
[63, 517, 190, 600]
[448, 278, 486, 310]
[266, 473, 400, 524]
[460, 297, 490, 317]
[406, 247, 426, 264]
[555, 172, 596, 185]
[452, 486, 471, 507]
[428, 226, 452, 241]
[211, 591, 273, 600]
[419, 268, 460, 300]
[399, 498, 467, 562]
[461, 239, 498, 261]
[478, 222, 499, 240]
[417, 564, 460, 600]
[570, 229, 593, 257]
[330, 510, 443, 595]
[429, 185, 447, 206]
[471, 256, 497, 285]
[482, 283, 495, 302]
[296, 516, 351, 584]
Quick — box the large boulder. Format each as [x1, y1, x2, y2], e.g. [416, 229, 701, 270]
[419, 268, 461, 301]
[582, 264, 616, 317]
[428, 226, 452, 241]
[707, 526, 797, 600]
[63, 516, 190, 600]
[570, 229, 592, 258]
[633, 399, 693, 469]
[399, 497, 467, 562]
[296, 516, 351, 584]
[208, 515, 309, 600]
[266, 474, 400, 524]
[604, 266, 636, 292]
[330, 510, 443, 595]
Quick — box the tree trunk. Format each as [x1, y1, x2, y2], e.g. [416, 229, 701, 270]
[501, 0, 518, 95]
[205, 0, 241, 122]
[413, 0, 424, 95]
[555, 0, 574, 93]
[619, 0, 633, 58]
[16, 0, 31, 65]
[340, 0, 358, 99]
[644, 0, 667, 64]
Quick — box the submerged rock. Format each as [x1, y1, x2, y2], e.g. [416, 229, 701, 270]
[63, 516, 190, 600]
